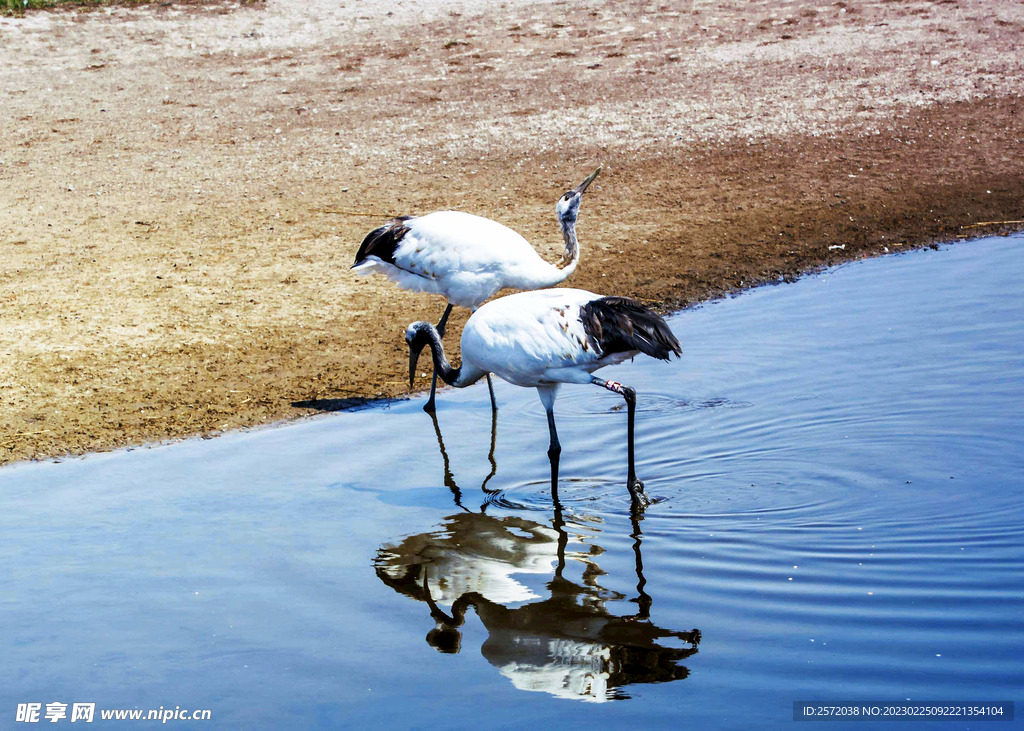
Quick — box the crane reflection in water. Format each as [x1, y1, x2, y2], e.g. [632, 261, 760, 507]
[373, 412, 701, 702]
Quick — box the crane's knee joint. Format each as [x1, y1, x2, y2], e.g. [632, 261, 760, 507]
[622, 386, 637, 405]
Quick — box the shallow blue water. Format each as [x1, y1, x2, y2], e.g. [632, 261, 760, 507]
[2, 236, 1022, 729]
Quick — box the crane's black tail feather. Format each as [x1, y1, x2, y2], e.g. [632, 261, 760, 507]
[581, 297, 682, 361]
[352, 216, 414, 267]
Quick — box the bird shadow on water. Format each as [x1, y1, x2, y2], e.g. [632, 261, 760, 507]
[372, 411, 702, 702]
[291, 395, 408, 413]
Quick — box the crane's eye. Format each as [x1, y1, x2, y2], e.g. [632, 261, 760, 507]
[563, 192, 573, 200]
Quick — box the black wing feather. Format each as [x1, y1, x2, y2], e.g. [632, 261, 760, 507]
[352, 215, 414, 267]
[580, 296, 682, 361]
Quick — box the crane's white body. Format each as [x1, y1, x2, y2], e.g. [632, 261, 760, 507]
[407, 281, 678, 510]
[352, 211, 573, 309]
[459, 289, 636, 390]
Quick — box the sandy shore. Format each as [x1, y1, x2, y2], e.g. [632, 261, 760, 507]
[1, 0, 1022, 464]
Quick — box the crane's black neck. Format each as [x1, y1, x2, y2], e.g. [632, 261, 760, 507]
[420, 325, 462, 386]
[560, 217, 579, 267]
[410, 324, 487, 391]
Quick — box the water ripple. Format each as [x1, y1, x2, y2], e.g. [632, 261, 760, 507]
[511, 388, 753, 423]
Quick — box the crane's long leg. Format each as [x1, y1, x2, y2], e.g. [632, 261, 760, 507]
[465, 304, 498, 412]
[423, 303, 454, 413]
[546, 406, 562, 505]
[593, 377, 650, 512]
[486, 373, 498, 412]
[435, 302, 453, 339]
[538, 387, 562, 508]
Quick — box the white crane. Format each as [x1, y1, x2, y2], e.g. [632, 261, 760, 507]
[405, 288, 682, 511]
[352, 168, 601, 412]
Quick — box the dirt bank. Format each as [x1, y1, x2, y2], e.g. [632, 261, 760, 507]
[1, 0, 1022, 464]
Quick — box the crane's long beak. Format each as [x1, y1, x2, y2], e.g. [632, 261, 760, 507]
[574, 167, 602, 195]
[409, 344, 423, 389]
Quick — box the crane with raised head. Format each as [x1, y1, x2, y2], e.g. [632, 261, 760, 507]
[352, 168, 601, 412]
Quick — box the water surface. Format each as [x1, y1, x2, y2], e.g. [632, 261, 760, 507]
[2, 237, 1022, 728]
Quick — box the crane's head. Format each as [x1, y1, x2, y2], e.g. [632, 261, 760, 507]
[406, 321, 433, 389]
[555, 167, 601, 226]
